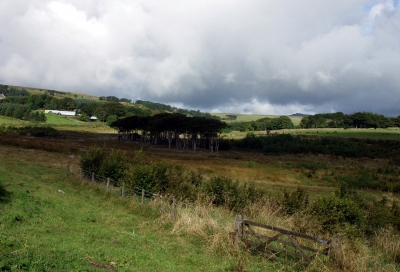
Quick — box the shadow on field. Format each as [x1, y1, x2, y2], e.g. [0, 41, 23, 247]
[0, 182, 11, 203]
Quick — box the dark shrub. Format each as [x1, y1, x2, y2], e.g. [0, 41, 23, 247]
[202, 176, 261, 211]
[281, 187, 309, 215]
[80, 146, 130, 185]
[308, 192, 364, 234]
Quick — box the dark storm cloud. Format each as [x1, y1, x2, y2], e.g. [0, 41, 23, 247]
[0, 0, 399, 115]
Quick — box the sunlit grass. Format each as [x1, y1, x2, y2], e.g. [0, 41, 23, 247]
[0, 116, 27, 124]
[0, 145, 247, 271]
[280, 128, 400, 140]
[212, 113, 303, 126]
[1, 133, 400, 270]
[222, 127, 400, 140]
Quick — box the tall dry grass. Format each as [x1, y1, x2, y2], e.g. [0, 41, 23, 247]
[149, 194, 400, 271]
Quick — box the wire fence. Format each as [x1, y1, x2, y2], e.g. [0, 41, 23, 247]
[66, 164, 157, 204]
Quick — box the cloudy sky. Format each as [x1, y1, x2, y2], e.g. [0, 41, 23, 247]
[0, 0, 399, 116]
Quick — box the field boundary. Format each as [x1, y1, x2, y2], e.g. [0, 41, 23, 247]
[233, 215, 340, 264]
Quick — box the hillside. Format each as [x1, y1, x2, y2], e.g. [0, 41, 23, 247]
[2, 84, 300, 123]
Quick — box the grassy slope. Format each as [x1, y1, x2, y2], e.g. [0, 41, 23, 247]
[213, 113, 303, 127]
[0, 146, 255, 271]
[0, 114, 116, 134]
[8, 85, 98, 101]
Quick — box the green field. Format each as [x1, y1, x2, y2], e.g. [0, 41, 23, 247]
[1, 125, 400, 270]
[276, 128, 400, 140]
[44, 113, 83, 125]
[0, 114, 116, 134]
[1, 145, 272, 271]
[0, 116, 26, 125]
[212, 113, 303, 127]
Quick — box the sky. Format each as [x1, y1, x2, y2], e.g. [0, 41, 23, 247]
[0, 1, 399, 116]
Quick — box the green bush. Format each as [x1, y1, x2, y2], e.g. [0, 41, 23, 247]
[202, 176, 261, 211]
[161, 168, 201, 201]
[281, 187, 309, 215]
[246, 160, 255, 168]
[79, 146, 106, 177]
[78, 113, 88, 122]
[308, 192, 364, 234]
[0, 126, 62, 138]
[98, 150, 130, 186]
[365, 197, 400, 234]
[123, 161, 170, 193]
[79, 146, 129, 185]
[29, 111, 46, 123]
[107, 115, 118, 126]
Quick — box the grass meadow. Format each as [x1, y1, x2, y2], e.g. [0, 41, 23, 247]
[1, 135, 400, 271]
[212, 113, 303, 126]
[278, 128, 400, 140]
[1, 145, 276, 271]
[1, 115, 400, 270]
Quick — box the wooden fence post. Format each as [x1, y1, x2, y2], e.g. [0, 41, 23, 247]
[122, 182, 125, 198]
[91, 172, 95, 183]
[141, 189, 145, 204]
[234, 214, 245, 245]
[66, 164, 70, 176]
[106, 178, 110, 193]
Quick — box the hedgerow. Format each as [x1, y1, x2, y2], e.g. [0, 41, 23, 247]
[79, 146, 400, 237]
[229, 134, 400, 159]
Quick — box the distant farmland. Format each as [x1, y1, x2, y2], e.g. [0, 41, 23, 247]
[212, 113, 303, 126]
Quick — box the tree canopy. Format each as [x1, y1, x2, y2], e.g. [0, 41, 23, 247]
[300, 112, 396, 129]
[111, 113, 226, 151]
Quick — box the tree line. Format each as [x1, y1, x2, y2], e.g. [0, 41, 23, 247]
[225, 116, 294, 132]
[227, 133, 400, 160]
[0, 85, 30, 96]
[110, 113, 227, 152]
[135, 100, 221, 120]
[300, 112, 400, 129]
[0, 103, 46, 122]
[99, 96, 132, 103]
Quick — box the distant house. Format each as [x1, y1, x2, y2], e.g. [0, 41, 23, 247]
[0, 94, 5, 100]
[45, 110, 77, 116]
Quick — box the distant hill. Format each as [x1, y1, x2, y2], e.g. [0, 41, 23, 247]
[0, 84, 219, 119]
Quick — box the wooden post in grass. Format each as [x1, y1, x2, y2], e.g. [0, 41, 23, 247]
[91, 172, 95, 183]
[106, 178, 110, 193]
[141, 189, 145, 204]
[234, 214, 245, 245]
[122, 182, 125, 198]
[66, 164, 70, 176]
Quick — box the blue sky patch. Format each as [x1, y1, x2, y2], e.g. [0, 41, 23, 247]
[363, 0, 398, 12]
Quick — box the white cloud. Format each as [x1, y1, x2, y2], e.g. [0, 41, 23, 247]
[0, 0, 399, 115]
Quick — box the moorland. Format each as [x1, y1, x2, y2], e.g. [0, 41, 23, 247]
[1, 84, 400, 271]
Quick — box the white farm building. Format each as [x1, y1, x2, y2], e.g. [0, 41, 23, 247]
[45, 110, 77, 116]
